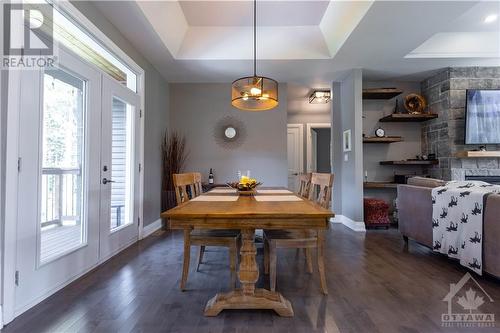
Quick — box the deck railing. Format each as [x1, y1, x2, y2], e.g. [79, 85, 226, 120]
[41, 167, 81, 228]
[41, 167, 125, 229]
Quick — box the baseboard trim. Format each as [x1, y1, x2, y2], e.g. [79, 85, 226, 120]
[330, 215, 366, 232]
[142, 219, 162, 239]
[0, 304, 3, 329]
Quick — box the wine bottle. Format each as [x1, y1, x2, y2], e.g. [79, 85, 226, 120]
[208, 168, 214, 184]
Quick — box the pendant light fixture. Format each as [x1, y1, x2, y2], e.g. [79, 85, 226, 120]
[231, 0, 278, 111]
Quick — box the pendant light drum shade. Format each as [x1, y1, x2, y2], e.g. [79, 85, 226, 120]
[231, 76, 278, 111]
[231, 0, 278, 111]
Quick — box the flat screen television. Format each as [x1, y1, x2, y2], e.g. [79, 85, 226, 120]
[465, 89, 500, 144]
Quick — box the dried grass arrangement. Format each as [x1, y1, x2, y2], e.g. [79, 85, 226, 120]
[161, 131, 188, 211]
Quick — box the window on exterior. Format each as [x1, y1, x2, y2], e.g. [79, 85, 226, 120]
[110, 97, 134, 231]
[40, 68, 86, 264]
[28, 2, 137, 92]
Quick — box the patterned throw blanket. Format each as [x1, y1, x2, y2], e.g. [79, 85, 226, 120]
[432, 181, 500, 275]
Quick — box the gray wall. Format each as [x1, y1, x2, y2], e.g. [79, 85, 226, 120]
[332, 69, 364, 222]
[72, 1, 169, 226]
[170, 83, 288, 186]
[314, 128, 331, 173]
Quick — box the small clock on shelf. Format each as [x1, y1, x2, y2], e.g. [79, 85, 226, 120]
[375, 127, 386, 138]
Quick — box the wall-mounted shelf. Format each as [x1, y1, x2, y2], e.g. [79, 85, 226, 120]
[379, 113, 438, 122]
[364, 182, 398, 189]
[363, 88, 403, 100]
[455, 151, 500, 158]
[363, 136, 403, 143]
[380, 160, 439, 166]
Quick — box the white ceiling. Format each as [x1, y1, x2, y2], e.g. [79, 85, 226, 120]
[92, 0, 500, 84]
[133, 0, 371, 60]
[179, 1, 330, 26]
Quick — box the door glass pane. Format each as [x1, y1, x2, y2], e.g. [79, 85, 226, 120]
[110, 97, 134, 231]
[40, 68, 86, 264]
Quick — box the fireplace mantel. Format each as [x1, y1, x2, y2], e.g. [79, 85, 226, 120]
[455, 151, 500, 158]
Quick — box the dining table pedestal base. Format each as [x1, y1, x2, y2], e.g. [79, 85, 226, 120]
[204, 228, 293, 317]
[204, 288, 294, 317]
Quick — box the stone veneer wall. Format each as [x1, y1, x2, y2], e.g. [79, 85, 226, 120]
[420, 67, 500, 180]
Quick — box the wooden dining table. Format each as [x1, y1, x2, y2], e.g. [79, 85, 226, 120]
[161, 187, 334, 317]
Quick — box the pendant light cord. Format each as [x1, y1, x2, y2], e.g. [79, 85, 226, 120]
[253, 0, 256, 77]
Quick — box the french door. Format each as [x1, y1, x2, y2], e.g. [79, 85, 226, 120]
[15, 49, 101, 313]
[15, 49, 140, 314]
[99, 76, 140, 259]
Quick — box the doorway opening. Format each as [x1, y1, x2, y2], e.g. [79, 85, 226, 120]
[306, 123, 331, 173]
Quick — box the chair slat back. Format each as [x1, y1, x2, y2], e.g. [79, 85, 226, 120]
[173, 173, 196, 205]
[309, 173, 334, 209]
[191, 172, 203, 197]
[297, 173, 312, 198]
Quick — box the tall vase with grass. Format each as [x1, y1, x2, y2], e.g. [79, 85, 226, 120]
[161, 131, 188, 218]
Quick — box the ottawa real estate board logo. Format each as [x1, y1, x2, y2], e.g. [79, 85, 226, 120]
[442, 272, 495, 328]
[2, 2, 57, 69]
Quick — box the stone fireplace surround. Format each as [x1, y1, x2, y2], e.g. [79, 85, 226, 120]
[420, 67, 500, 181]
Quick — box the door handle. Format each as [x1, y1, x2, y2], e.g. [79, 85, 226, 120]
[102, 178, 115, 184]
[292, 173, 299, 176]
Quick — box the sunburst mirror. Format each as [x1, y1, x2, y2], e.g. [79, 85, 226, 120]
[213, 116, 247, 149]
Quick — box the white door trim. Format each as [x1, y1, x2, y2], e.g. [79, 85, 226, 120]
[3, 70, 22, 326]
[306, 123, 331, 173]
[287, 123, 304, 173]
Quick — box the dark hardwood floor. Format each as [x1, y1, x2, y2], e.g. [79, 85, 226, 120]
[3, 225, 500, 333]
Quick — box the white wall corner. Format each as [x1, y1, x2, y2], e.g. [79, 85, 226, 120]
[330, 215, 366, 232]
[142, 219, 163, 239]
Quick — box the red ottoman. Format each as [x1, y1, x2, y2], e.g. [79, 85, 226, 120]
[364, 198, 390, 229]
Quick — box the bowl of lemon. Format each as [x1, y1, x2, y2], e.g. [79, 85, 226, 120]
[227, 176, 262, 196]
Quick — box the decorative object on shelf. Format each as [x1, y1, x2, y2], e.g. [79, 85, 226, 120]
[213, 116, 247, 149]
[343, 129, 352, 152]
[231, 0, 278, 111]
[393, 99, 401, 114]
[227, 175, 262, 196]
[428, 153, 436, 160]
[309, 90, 331, 104]
[403, 93, 427, 114]
[375, 127, 386, 138]
[161, 131, 188, 213]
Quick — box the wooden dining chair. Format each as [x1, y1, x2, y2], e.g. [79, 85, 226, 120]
[297, 173, 312, 198]
[263, 172, 333, 295]
[173, 173, 240, 291]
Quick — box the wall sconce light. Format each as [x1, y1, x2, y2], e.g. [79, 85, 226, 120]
[309, 90, 331, 104]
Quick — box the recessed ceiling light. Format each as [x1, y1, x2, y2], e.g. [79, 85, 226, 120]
[484, 14, 498, 24]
